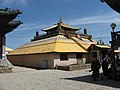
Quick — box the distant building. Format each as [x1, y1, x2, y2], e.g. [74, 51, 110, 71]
[7, 18, 110, 68]
[6, 47, 13, 54]
[88, 44, 110, 62]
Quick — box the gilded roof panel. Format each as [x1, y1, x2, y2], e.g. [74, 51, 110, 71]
[8, 35, 87, 55]
[42, 23, 80, 31]
[54, 41, 87, 53]
[61, 23, 80, 30]
[95, 45, 110, 49]
[71, 37, 97, 50]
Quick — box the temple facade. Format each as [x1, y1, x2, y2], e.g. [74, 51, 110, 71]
[7, 18, 110, 69]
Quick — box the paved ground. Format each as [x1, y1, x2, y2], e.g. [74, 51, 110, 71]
[0, 66, 119, 90]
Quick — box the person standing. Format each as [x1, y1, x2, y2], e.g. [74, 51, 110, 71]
[102, 55, 109, 80]
[91, 57, 101, 81]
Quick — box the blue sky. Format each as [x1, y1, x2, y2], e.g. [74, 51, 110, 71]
[0, 0, 120, 49]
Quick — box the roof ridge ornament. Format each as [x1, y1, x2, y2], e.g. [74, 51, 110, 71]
[59, 17, 62, 23]
[58, 17, 62, 31]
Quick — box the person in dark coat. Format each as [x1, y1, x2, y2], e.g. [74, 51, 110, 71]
[91, 57, 101, 81]
[107, 65, 113, 79]
[102, 55, 109, 80]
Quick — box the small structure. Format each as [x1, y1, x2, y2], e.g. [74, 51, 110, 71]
[0, 8, 22, 72]
[88, 43, 110, 62]
[7, 18, 97, 69]
[6, 47, 13, 54]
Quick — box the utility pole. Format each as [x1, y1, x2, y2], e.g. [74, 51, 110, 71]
[111, 32, 116, 80]
[110, 23, 117, 80]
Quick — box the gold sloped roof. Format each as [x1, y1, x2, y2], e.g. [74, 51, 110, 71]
[61, 23, 80, 30]
[42, 23, 80, 31]
[95, 44, 110, 49]
[80, 38, 97, 49]
[71, 37, 97, 50]
[8, 35, 87, 55]
[53, 40, 87, 52]
[42, 24, 58, 31]
[8, 42, 56, 55]
[114, 50, 120, 53]
[6, 47, 13, 52]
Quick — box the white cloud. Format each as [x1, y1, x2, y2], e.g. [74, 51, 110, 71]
[66, 11, 120, 25]
[1, 0, 27, 6]
[14, 22, 52, 37]
[15, 11, 120, 35]
[52, 0, 79, 2]
[8, 11, 120, 48]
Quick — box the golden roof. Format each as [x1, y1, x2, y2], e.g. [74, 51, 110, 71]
[114, 50, 120, 53]
[71, 37, 97, 50]
[42, 23, 80, 31]
[42, 24, 58, 31]
[8, 35, 88, 55]
[95, 45, 110, 49]
[6, 47, 13, 52]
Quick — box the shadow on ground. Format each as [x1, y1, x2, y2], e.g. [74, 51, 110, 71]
[61, 73, 120, 88]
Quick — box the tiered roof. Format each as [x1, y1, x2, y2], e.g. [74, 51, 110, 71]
[42, 23, 80, 31]
[42, 17, 80, 31]
[32, 18, 80, 41]
[0, 8, 22, 34]
[1, 21, 22, 34]
[8, 18, 97, 55]
[0, 8, 22, 27]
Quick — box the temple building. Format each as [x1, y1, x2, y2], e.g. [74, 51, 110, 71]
[7, 18, 109, 69]
[88, 39, 110, 62]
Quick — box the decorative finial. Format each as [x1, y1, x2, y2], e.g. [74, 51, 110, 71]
[36, 30, 39, 37]
[59, 17, 62, 23]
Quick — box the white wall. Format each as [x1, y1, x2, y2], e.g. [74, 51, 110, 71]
[8, 53, 77, 68]
[54, 53, 77, 67]
[8, 53, 54, 68]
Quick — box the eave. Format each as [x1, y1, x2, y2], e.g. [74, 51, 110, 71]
[0, 21, 23, 34]
[101, 0, 120, 14]
[42, 23, 80, 31]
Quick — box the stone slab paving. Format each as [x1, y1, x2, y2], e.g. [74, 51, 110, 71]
[0, 66, 119, 90]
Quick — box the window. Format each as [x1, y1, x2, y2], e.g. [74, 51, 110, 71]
[76, 53, 82, 59]
[60, 53, 68, 61]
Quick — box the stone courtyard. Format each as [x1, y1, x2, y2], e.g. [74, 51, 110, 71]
[0, 66, 119, 90]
